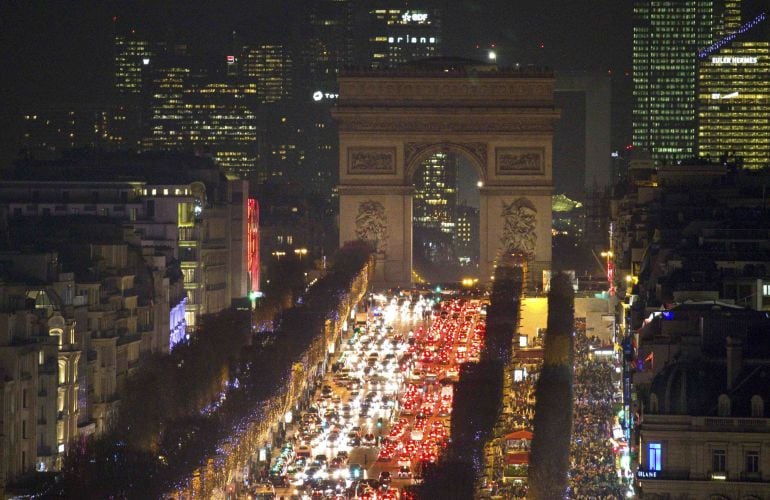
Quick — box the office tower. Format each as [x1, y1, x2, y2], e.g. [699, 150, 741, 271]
[306, 0, 355, 83]
[142, 45, 259, 180]
[19, 107, 101, 159]
[114, 33, 153, 95]
[368, 4, 442, 68]
[697, 8, 770, 168]
[632, 0, 717, 163]
[241, 44, 293, 103]
[454, 204, 480, 265]
[414, 152, 459, 233]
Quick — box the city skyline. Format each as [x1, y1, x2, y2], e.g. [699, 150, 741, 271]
[0, 0, 632, 169]
[3, 1, 770, 497]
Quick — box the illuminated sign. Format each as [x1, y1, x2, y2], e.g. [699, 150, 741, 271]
[388, 35, 436, 44]
[711, 91, 739, 100]
[402, 11, 429, 23]
[312, 90, 339, 102]
[227, 55, 235, 64]
[142, 58, 150, 65]
[637, 470, 658, 479]
[711, 56, 757, 64]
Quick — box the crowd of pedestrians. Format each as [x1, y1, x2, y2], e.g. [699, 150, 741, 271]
[493, 320, 627, 499]
[568, 325, 627, 499]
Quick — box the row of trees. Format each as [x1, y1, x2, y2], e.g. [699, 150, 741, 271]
[58, 246, 372, 498]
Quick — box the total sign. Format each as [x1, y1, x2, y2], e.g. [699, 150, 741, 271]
[312, 91, 339, 102]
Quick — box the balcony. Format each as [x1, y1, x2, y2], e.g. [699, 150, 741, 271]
[178, 226, 199, 242]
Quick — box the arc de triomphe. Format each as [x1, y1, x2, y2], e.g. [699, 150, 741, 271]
[332, 59, 560, 289]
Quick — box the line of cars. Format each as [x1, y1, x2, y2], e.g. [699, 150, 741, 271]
[376, 297, 486, 477]
[263, 292, 485, 499]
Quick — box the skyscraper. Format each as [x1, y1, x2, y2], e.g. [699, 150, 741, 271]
[305, 0, 355, 84]
[413, 152, 458, 233]
[368, 4, 442, 68]
[141, 46, 260, 180]
[114, 33, 153, 95]
[241, 44, 293, 104]
[633, 0, 717, 163]
[697, 6, 770, 168]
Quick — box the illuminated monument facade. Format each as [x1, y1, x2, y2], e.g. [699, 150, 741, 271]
[698, 8, 769, 168]
[333, 59, 559, 289]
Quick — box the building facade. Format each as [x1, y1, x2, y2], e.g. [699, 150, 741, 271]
[697, 10, 769, 169]
[633, 0, 717, 163]
[368, 4, 442, 68]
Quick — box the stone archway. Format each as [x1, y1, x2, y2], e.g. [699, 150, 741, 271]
[333, 58, 560, 289]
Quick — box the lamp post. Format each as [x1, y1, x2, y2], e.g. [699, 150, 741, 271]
[294, 247, 308, 261]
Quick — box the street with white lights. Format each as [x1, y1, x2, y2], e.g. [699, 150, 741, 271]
[254, 290, 485, 499]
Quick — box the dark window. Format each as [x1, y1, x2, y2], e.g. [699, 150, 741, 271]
[713, 449, 726, 473]
[62, 190, 69, 202]
[746, 451, 759, 474]
[146, 200, 155, 218]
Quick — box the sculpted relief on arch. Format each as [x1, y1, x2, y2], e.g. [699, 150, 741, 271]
[355, 200, 389, 254]
[500, 198, 537, 257]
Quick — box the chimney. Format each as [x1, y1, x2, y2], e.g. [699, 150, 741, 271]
[726, 336, 743, 390]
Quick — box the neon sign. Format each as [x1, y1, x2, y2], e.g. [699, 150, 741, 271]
[401, 11, 428, 24]
[637, 470, 658, 479]
[711, 56, 757, 64]
[247, 198, 260, 294]
[312, 91, 339, 101]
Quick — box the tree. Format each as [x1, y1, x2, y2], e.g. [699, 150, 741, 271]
[529, 273, 575, 499]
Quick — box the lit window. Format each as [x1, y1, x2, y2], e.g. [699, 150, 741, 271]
[763, 284, 770, 296]
[648, 442, 662, 471]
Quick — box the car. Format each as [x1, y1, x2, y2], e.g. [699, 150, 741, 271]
[362, 433, 376, 446]
[398, 465, 412, 478]
[378, 471, 391, 484]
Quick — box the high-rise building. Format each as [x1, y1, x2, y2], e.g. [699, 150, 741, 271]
[413, 152, 458, 233]
[241, 44, 293, 103]
[633, 0, 717, 163]
[19, 107, 102, 159]
[454, 204, 479, 265]
[368, 4, 442, 68]
[114, 33, 153, 95]
[142, 64, 260, 180]
[697, 7, 770, 168]
[306, 0, 355, 83]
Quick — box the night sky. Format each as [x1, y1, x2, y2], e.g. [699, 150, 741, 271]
[0, 0, 631, 171]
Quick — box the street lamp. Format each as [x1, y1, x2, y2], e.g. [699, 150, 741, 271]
[294, 247, 308, 260]
[272, 250, 286, 260]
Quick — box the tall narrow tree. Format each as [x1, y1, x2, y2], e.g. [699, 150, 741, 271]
[529, 273, 575, 499]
